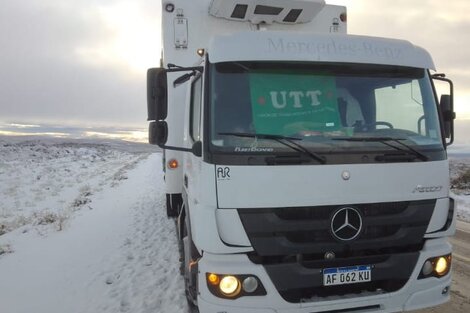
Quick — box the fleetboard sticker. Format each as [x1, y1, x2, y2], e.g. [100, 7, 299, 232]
[249, 71, 341, 136]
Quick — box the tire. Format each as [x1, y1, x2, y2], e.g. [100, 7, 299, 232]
[182, 228, 199, 312]
[166, 193, 182, 218]
[187, 300, 199, 313]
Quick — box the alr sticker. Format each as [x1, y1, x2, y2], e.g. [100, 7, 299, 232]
[216, 167, 231, 180]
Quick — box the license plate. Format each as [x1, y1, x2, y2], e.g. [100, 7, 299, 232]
[323, 265, 371, 286]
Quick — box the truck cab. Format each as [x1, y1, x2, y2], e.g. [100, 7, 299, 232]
[147, 1, 456, 312]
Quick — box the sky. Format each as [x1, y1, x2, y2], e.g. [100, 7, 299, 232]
[0, 0, 469, 142]
[0, 0, 161, 131]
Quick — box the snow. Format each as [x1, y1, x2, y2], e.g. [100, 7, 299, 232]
[0, 137, 155, 235]
[0, 137, 469, 313]
[454, 193, 470, 222]
[449, 155, 470, 223]
[0, 138, 186, 313]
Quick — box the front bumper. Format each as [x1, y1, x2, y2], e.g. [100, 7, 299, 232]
[197, 238, 451, 313]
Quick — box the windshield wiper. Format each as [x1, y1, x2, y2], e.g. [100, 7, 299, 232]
[219, 132, 326, 164]
[331, 136, 429, 161]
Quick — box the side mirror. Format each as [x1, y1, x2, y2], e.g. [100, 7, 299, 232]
[432, 74, 455, 145]
[147, 68, 168, 121]
[147, 65, 205, 154]
[149, 121, 168, 147]
[439, 95, 455, 139]
[149, 122, 202, 156]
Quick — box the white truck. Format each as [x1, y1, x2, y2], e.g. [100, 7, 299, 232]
[147, 1, 457, 312]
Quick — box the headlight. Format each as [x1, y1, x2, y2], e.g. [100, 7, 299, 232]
[419, 254, 452, 279]
[206, 273, 266, 299]
[219, 276, 241, 297]
[435, 256, 450, 276]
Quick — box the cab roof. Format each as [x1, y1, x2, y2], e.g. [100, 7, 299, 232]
[208, 31, 435, 70]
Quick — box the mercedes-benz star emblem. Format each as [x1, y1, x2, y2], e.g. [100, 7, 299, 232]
[331, 207, 363, 241]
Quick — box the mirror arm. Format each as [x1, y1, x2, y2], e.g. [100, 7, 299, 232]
[432, 75, 454, 98]
[166, 66, 204, 73]
[157, 142, 202, 157]
[158, 144, 193, 153]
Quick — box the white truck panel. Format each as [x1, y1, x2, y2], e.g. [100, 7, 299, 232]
[162, 0, 346, 72]
[215, 209, 252, 246]
[216, 161, 449, 208]
[208, 31, 436, 69]
[426, 198, 450, 233]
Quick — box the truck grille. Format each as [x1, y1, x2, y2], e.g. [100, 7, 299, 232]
[237, 200, 435, 302]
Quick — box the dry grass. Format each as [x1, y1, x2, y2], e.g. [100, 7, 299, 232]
[451, 168, 470, 191]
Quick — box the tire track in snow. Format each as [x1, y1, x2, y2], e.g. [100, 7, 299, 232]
[90, 153, 187, 313]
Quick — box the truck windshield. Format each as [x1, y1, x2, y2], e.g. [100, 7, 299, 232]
[209, 62, 445, 164]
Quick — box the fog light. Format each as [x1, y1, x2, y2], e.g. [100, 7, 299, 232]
[422, 260, 433, 276]
[219, 276, 241, 297]
[242, 276, 258, 293]
[435, 257, 449, 276]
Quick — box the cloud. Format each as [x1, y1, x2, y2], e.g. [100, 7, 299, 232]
[1, 0, 469, 129]
[0, 0, 161, 127]
[347, 0, 470, 66]
[0, 121, 147, 142]
[342, 0, 470, 118]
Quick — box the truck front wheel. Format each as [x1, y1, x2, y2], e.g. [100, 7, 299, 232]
[182, 231, 199, 312]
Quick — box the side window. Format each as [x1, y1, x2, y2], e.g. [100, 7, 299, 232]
[374, 80, 424, 133]
[190, 76, 203, 141]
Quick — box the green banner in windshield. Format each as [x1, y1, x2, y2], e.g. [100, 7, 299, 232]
[249, 71, 340, 135]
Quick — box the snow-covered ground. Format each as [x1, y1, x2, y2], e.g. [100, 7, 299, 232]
[0, 137, 155, 236]
[0, 137, 469, 313]
[0, 137, 186, 313]
[449, 155, 470, 222]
